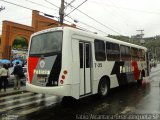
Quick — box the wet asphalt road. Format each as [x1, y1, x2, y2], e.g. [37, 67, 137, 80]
[0, 65, 160, 120]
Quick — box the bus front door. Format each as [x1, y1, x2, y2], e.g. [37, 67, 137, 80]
[79, 42, 91, 96]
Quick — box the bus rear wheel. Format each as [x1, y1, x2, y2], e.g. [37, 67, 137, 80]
[137, 70, 145, 85]
[98, 77, 110, 98]
[61, 96, 77, 106]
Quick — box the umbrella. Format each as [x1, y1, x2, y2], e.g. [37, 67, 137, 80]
[12, 59, 22, 64]
[0, 59, 10, 64]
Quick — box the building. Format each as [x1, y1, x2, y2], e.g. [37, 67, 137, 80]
[0, 10, 75, 60]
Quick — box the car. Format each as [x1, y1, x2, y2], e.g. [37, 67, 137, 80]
[7, 67, 27, 86]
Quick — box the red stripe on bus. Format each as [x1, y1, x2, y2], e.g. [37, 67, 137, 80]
[132, 60, 140, 80]
[28, 57, 39, 83]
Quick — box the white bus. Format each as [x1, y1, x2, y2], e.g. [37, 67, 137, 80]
[26, 27, 150, 99]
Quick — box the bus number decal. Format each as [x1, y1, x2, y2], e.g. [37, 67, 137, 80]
[95, 63, 102, 68]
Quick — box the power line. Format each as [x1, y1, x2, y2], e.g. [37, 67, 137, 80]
[67, 16, 108, 35]
[0, 0, 33, 10]
[107, 0, 129, 23]
[44, 0, 59, 9]
[42, 0, 108, 34]
[65, 1, 122, 35]
[63, 18, 92, 32]
[64, 0, 76, 9]
[78, 21, 108, 35]
[1, 0, 116, 36]
[43, 1, 108, 35]
[64, 18, 107, 35]
[65, 0, 88, 17]
[90, 1, 160, 15]
[25, 0, 58, 11]
[0, 0, 58, 20]
[43, 0, 108, 34]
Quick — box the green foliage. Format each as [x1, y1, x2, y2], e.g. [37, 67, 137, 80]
[12, 36, 28, 50]
[143, 37, 160, 60]
[144, 38, 160, 48]
[108, 34, 130, 42]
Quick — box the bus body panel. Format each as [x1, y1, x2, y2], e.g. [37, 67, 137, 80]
[28, 56, 58, 86]
[27, 27, 149, 99]
[72, 35, 93, 97]
[26, 82, 71, 97]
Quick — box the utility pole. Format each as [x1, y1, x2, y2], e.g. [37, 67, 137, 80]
[0, 6, 5, 12]
[59, 0, 65, 26]
[136, 29, 144, 45]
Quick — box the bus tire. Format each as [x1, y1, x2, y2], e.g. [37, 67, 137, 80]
[137, 70, 145, 85]
[98, 77, 110, 98]
[61, 96, 77, 106]
[137, 79, 142, 85]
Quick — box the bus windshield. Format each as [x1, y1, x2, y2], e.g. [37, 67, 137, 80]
[29, 31, 63, 55]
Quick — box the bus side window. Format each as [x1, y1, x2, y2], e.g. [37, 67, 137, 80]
[94, 40, 106, 61]
[125, 46, 131, 60]
[142, 50, 145, 61]
[120, 45, 131, 61]
[139, 49, 145, 61]
[131, 47, 139, 60]
[106, 42, 120, 61]
[120, 45, 125, 60]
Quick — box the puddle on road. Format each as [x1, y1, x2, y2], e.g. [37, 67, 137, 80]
[120, 106, 135, 114]
[11, 80, 158, 120]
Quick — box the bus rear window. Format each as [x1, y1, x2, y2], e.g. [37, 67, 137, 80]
[29, 31, 63, 55]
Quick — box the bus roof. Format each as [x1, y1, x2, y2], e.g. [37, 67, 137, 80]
[31, 26, 147, 51]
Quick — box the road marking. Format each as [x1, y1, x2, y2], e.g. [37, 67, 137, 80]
[0, 96, 56, 113]
[0, 94, 43, 106]
[0, 92, 34, 101]
[18, 102, 56, 116]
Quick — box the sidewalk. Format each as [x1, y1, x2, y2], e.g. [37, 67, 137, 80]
[0, 86, 26, 97]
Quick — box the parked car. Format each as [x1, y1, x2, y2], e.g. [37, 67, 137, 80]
[7, 67, 27, 86]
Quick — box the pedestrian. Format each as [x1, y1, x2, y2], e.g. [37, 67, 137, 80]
[12, 61, 23, 90]
[0, 64, 9, 92]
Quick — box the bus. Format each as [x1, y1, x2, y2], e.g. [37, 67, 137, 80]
[26, 27, 150, 99]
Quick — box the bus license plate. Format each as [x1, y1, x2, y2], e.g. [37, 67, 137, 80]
[38, 77, 46, 83]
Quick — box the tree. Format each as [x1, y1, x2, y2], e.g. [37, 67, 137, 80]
[12, 37, 28, 50]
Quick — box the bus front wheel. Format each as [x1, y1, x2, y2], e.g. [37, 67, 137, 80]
[98, 77, 110, 98]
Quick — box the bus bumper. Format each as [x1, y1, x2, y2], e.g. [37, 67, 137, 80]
[26, 82, 71, 97]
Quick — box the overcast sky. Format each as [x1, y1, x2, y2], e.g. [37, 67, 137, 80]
[0, 0, 160, 37]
